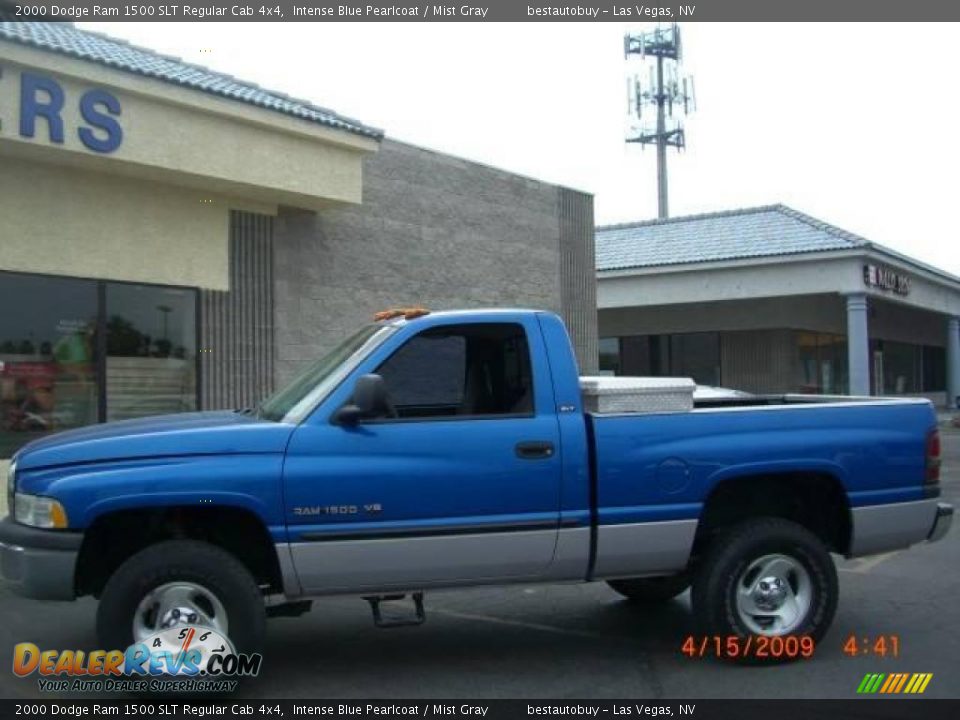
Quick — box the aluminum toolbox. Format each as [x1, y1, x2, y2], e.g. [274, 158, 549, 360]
[579, 376, 696, 414]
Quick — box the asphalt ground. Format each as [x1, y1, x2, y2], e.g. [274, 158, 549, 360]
[0, 432, 957, 701]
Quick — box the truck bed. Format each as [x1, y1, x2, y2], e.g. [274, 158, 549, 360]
[585, 396, 936, 577]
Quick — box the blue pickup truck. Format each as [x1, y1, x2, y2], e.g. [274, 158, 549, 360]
[0, 309, 953, 660]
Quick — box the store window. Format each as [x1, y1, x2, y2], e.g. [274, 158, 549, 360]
[0, 274, 99, 457]
[0, 271, 198, 455]
[670, 333, 721, 387]
[598, 333, 720, 386]
[796, 332, 848, 394]
[873, 340, 921, 395]
[106, 283, 197, 422]
[598, 338, 621, 375]
[922, 345, 946, 393]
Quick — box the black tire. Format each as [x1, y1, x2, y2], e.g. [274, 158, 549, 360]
[607, 573, 690, 603]
[691, 518, 837, 662]
[96, 540, 265, 654]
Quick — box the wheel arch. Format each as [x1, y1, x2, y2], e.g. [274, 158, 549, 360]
[75, 504, 284, 598]
[695, 470, 852, 557]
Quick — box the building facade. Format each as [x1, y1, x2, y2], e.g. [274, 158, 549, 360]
[597, 205, 960, 408]
[0, 21, 596, 457]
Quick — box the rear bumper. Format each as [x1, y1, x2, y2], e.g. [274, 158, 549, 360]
[0, 517, 81, 601]
[848, 498, 951, 557]
[927, 503, 953, 544]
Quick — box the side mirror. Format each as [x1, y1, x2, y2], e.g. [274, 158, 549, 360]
[336, 374, 391, 425]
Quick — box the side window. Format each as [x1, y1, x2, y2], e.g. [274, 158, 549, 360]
[378, 334, 466, 412]
[375, 323, 534, 420]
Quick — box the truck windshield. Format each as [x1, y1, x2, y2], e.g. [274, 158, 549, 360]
[258, 324, 396, 423]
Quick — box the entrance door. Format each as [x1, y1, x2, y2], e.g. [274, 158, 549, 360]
[283, 320, 563, 593]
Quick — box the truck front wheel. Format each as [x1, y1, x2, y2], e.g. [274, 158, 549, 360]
[96, 540, 265, 654]
[607, 573, 690, 603]
[691, 518, 837, 661]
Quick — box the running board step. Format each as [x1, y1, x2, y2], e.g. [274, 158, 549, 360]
[363, 592, 426, 628]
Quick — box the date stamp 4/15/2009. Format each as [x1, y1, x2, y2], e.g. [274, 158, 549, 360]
[680, 635, 816, 660]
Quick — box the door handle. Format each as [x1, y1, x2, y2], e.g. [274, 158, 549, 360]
[515, 441, 555, 460]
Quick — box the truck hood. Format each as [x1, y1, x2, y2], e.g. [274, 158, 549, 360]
[14, 411, 295, 471]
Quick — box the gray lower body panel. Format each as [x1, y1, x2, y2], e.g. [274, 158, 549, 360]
[288, 529, 558, 595]
[848, 499, 942, 557]
[592, 519, 698, 579]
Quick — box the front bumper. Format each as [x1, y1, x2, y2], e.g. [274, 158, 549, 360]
[0, 516, 81, 600]
[928, 502, 954, 544]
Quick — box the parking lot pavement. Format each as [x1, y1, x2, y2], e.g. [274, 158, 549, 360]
[0, 433, 957, 700]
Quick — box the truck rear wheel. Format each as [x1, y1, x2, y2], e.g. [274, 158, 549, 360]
[96, 540, 265, 654]
[607, 573, 690, 603]
[691, 518, 837, 662]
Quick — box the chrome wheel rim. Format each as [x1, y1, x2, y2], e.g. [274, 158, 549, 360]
[734, 553, 812, 635]
[133, 581, 228, 642]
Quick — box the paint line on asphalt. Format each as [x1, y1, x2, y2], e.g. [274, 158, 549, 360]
[839, 551, 899, 574]
[432, 608, 618, 641]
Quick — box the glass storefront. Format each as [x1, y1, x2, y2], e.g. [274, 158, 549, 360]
[600, 328, 947, 399]
[870, 340, 945, 395]
[106, 283, 197, 422]
[0, 271, 197, 455]
[598, 332, 721, 386]
[598, 337, 621, 376]
[0, 275, 99, 457]
[796, 332, 848, 394]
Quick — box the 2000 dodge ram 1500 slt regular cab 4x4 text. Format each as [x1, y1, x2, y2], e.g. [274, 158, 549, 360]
[0, 309, 953, 659]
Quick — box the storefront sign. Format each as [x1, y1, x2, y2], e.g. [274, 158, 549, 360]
[2, 70, 123, 154]
[863, 263, 910, 296]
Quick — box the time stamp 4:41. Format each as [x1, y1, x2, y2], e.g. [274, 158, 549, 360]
[843, 634, 901, 657]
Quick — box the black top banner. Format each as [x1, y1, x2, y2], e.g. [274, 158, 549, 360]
[0, 700, 956, 720]
[1, 0, 959, 21]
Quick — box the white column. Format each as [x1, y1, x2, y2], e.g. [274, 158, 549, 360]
[947, 317, 960, 410]
[846, 293, 870, 396]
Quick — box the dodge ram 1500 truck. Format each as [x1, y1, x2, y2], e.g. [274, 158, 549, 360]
[0, 309, 953, 660]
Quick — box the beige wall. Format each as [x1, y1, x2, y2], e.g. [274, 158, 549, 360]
[0, 41, 380, 290]
[0, 44, 376, 210]
[0, 156, 231, 289]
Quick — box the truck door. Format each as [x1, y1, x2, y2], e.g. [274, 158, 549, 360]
[283, 319, 564, 593]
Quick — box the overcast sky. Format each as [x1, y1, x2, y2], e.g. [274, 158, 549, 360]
[80, 22, 960, 274]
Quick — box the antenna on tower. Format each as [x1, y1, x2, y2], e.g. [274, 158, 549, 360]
[624, 23, 695, 219]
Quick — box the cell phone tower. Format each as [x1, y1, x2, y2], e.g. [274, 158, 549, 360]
[624, 24, 695, 219]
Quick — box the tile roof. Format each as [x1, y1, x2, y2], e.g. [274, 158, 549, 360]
[0, 21, 383, 140]
[596, 204, 871, 271]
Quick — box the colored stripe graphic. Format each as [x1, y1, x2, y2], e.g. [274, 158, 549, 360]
[857, 673, 932, 694]
[893, 674, 910, 693]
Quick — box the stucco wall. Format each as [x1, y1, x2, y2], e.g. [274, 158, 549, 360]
[272, 139, 596, 385]
[0, 156, 230, 289]
[0, 44, 376, 210]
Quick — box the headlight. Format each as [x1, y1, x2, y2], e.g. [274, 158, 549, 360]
[14, 493, 69, 529]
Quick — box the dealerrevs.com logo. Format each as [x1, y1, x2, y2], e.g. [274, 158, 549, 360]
[13, 625, 262, 693]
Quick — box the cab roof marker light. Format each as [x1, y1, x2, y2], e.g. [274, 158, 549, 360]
[373, 307, 431, 322]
